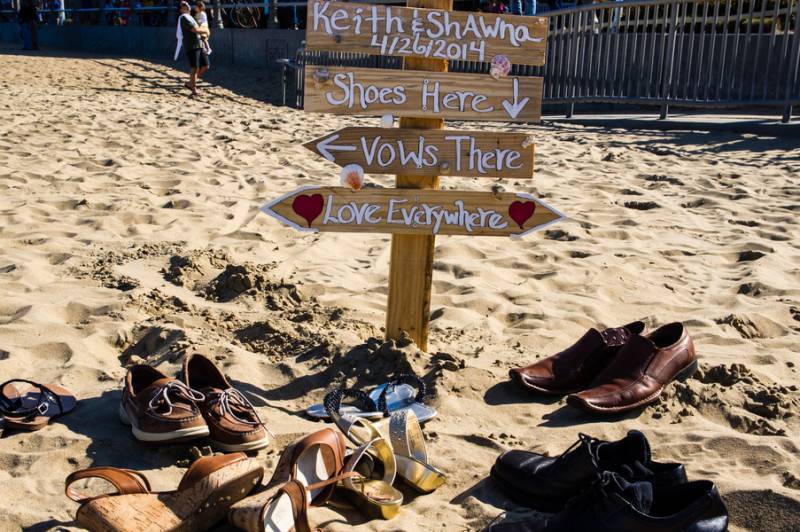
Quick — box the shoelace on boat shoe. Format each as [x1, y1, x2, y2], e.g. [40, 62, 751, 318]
[147, 381, 205, 416]
[208, 387, 275, 438]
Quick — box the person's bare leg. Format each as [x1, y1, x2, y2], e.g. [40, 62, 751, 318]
[187, 67, 199, 94]
[194, 66, 209, 93]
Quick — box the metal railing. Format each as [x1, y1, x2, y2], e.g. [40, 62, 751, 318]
[1, 3, 306, 28]
[281, 0, 800, 122]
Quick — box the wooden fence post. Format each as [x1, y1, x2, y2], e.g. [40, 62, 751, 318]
[384, 0, 453, 351]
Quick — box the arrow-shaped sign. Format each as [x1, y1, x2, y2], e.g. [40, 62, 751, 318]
[304, 67, 543, 122]
[261, 186, 565, 237]
[304, 127, 535, 179]
[305, 127, 533, 179]
[501, 78, 531, 120]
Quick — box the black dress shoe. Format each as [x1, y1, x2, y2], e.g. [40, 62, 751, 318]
[489, 472, 728, 532]
[490, 431, 686, 511]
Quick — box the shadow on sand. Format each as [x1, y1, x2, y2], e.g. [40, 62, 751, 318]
[0, 47, 285, 107]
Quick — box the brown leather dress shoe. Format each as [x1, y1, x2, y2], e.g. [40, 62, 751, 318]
[509, 321, 646, 395]
[567, 322, 698, 414]
[119, 365, 210, 443]
[182, 354, 271, 452]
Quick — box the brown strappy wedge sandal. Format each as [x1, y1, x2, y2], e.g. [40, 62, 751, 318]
[228, 427, 356, 532]
[66, 453, 264, 532]
[0, 379, 77, 431]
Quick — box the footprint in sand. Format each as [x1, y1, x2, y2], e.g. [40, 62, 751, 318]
[545, 229, 578, 241]
[162, 199, 192, 209]
[643, 174, 684, 185]
[729, 219, 760, 227]
[30, 342, 74, 364]
[681, 198, 711, 208]
[738, 250, 767, 262]
[624, 201, 660, 210]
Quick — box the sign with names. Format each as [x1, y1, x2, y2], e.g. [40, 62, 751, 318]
[262, 186, 564, 237]
[306, 0, 548, 66]
[304, 67, 543, 122]
[304, 127, 534, 179]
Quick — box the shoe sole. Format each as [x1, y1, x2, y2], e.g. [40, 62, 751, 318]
[566, 359, 699, 414]
[508, 371, 580, 396]
[211, 437, 270, 453]
[119, 404, 210, 443]
[489, 465, 566, 512]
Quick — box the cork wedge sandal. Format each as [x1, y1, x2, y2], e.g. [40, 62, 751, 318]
[0, 379, 77, 431]
[65, 453, 264, 532]
[229, 428, 355, 531]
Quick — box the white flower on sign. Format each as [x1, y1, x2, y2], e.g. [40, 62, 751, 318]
[340, 164, 365, 191]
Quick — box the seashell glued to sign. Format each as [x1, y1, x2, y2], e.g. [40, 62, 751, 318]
[312, 68, 330, 86]
[490, 55, 511, 80]
[340, 164, 365, 190]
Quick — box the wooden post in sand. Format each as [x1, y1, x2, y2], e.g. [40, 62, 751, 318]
[384, 0, 450, 351]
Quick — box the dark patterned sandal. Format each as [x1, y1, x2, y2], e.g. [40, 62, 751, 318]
[0, 379, 77, 431]
[306, 375, 436, 422]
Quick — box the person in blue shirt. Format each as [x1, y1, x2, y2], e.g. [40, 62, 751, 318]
[509, 0, 536, 16]
[53, 0, 65, 25]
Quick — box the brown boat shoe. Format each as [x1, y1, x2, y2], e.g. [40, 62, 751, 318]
[509, 321, 646, 396]
[119, 364, 210, 443]
[567, 322, 698, 414]
[182, 353, 271, 452]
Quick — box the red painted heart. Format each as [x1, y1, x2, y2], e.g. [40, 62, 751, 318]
[508, 200, 536, 229]
[292, 193, 324, 228]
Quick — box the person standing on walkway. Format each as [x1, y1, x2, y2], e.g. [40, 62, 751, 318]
[509, 0, 536, 16]
[18, 0, 37, 50]
[175, 0, 209, 96]
[53, 0, 65, 26]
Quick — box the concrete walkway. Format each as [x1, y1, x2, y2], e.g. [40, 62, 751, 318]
[545, 113, 800, 137]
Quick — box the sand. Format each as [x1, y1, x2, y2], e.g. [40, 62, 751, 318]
[0, 48, 799, 531]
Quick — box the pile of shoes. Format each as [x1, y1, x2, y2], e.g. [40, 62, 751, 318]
[488, 431, 729, 531]
[230, 393, 446, 531]
[64, 373, 445, 531]
[510, 321, 698, 414]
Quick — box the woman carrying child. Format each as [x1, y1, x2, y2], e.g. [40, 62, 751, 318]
[174, 0, 210, 95]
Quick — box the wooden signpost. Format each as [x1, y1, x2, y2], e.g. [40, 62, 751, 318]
[262, 0, 557, 350]
[262, 186, 563, 236]
[306, 0, 548, 65]
[304, 67, 543, 121]
[304, 127, 535, 178]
